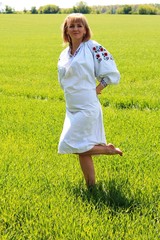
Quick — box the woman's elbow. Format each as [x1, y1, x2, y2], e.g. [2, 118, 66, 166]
[109, 71, 120, 85]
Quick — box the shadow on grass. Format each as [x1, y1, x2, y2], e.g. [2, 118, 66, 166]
[72, 179, 136, 213]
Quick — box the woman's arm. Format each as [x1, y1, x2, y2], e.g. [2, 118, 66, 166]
[96, 81, 108, 95]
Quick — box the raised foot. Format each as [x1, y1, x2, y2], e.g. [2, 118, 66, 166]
[105, 143, 123, 156]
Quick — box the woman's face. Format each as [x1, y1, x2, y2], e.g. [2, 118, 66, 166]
[67, 20, 86, 42]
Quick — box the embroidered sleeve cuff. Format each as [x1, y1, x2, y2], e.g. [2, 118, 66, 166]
[100, 78, 108, 87]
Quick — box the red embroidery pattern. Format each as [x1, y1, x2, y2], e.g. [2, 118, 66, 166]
[92, 45, 113, 63]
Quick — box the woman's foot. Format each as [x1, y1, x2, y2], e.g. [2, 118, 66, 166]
[105, 143, 123, 156]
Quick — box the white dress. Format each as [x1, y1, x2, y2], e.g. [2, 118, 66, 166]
[57, 40, 120, 154]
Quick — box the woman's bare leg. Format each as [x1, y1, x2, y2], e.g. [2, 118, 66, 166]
[79, 154, 95, 187]
[79, 143, 123, 156]
[77, 144, 122, 187]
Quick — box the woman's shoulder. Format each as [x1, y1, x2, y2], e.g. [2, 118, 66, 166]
[85, 40, 108, 57]
[59, 46, 69, 57]
[85, 40, 103, 50]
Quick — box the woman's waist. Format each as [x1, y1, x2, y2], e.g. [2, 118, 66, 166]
[65, 89, 99, 110]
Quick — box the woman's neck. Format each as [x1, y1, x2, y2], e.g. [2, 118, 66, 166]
[70, 40, 82, 55]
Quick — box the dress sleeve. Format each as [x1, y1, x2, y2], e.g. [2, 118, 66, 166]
[88, 40, 120, 86]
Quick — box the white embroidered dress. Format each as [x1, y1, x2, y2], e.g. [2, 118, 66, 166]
[58, 40, 120, 154]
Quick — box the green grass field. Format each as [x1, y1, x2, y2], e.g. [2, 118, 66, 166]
[0, 14, 160, 239]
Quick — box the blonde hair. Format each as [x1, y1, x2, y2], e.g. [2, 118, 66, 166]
[62, 13, 92, 46]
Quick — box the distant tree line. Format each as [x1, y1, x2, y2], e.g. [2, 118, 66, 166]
[1, 1, 160, 15]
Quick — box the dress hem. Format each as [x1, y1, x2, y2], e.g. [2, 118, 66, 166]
[58, 142, 106, 154]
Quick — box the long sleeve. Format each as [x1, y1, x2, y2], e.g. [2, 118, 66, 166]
[87, 40, 120, 86]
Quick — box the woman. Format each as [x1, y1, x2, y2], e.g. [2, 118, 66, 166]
[57, 13, 123, 187]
